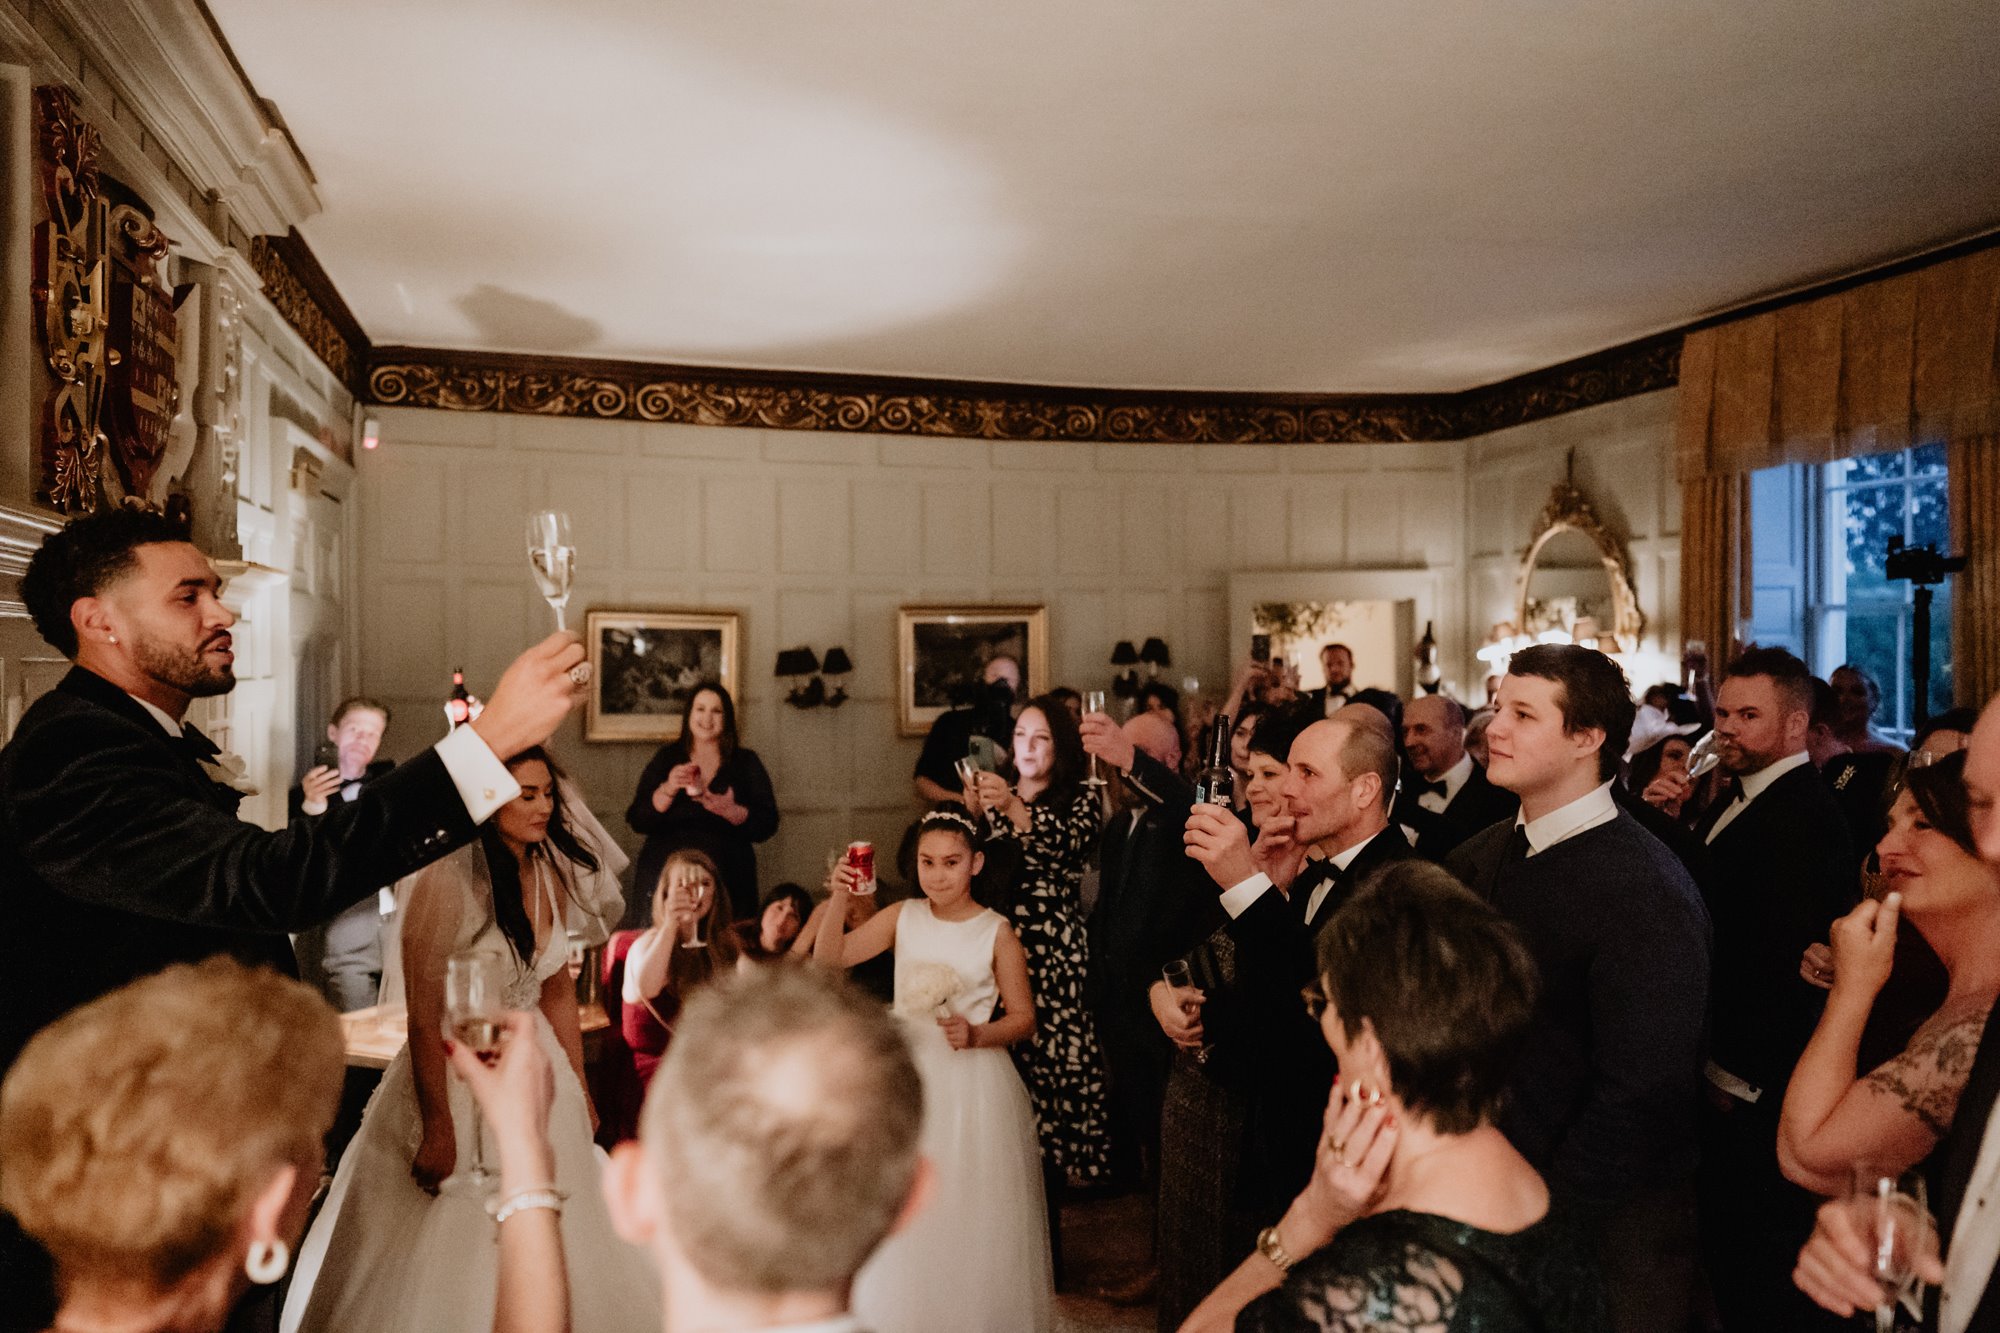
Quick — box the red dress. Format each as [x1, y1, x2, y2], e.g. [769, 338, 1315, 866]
[590, 929, 731, 1145]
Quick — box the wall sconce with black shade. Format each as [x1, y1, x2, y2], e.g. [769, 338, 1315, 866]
[821, 646, 852, 707]
[1110, 640, 1140, 699]
[1139, 638, 1172, 678]
[775, 647, 824, 709]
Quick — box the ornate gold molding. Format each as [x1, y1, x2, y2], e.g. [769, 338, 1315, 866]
[248, 231, 367, 391]
[364, 337, 1679, 444]
[31, 85, 109, 513]
[1514, 466, 1647, 647]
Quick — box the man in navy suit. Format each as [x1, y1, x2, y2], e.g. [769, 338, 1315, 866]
[1795, 695, 2000, 1331]
[0, 507, 586, 1329]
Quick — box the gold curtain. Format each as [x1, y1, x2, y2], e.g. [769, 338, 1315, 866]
[1949, 434, 2000, 705]
[1676, 244, 2000, 680]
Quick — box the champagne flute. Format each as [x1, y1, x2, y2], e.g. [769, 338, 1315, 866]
[525, 510, 576, 631]
[1684, 730, 1724, 782]
[680, 871, 711, 950]
[1082, 689, 1108, 789]
[1851, 1165, 1933, 1333]
[440, 949, 506, 1195]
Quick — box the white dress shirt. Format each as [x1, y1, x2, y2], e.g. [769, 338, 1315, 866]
[1703, 749, 1812, 844]
[1218, 828, 1386, 922]
[1516, 780, 1620, 856]
[1943, 1105, 2000, 1333]
[1417, 752, 1475, 815]
[132, 690, 519, 825]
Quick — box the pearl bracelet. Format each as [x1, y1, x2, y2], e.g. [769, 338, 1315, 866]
[490, 1186, 567, 1225]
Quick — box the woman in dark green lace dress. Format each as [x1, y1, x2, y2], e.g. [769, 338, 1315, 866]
[1183, 861, 1610, 1333]
[966, 694, 1112, 1187]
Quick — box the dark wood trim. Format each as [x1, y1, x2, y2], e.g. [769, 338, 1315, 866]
[363, 335, 1681, 444]
[247, 230, 370, 394]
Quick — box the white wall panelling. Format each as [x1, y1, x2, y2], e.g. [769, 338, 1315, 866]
[359, 392, 1678, 894]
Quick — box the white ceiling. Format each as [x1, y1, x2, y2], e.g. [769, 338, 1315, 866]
[205, 1, 2000, 393]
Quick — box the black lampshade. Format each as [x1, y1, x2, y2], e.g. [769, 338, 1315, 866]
[1110, 640, 1139, 666]
[1140, 637, 1171, 667]
[774, 647, 820, 677]
[821, 646, 853, 675]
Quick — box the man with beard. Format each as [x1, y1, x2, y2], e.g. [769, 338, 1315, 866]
[0, 508, 584, 1331]
[1693, 646, 1858, 1330]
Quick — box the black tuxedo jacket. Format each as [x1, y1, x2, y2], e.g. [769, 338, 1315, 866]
[0, 667, 483, 1074]
[1395, 761, 1519, 859]
[1699, 761, 1858, 1097]
[1932, 1009, 2000, 1332]
[1087, 750, 1215, 1069]
[1205, 825, 1416, 1210]
[287, 757, 396, 821]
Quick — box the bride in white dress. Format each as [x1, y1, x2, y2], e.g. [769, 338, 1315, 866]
[283, 747, 660, 1333]
[814, 805, 1054, 1333]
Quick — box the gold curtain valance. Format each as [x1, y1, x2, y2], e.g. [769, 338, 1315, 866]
[1677, 245, 2000, 482]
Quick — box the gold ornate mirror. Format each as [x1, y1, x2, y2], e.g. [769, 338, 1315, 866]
[1513, 469, 1644, 652]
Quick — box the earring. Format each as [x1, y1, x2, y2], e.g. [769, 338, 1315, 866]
[245, 1238, 289, 1285]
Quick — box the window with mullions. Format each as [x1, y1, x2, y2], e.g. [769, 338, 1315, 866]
[1813, 442, 1951, 740]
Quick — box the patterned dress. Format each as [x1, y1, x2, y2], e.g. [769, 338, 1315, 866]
[987, 786, 1113, 1184]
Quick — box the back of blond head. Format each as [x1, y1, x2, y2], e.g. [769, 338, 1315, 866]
[0, 958, 343, 1287]
[643, 964, 923, 1294]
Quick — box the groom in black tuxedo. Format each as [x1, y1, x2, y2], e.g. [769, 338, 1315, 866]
[1182, 710, 1414, 1212]
[0, 508, 586, 1328]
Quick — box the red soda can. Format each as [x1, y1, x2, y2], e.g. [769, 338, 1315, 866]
[844, 841, 876, 895]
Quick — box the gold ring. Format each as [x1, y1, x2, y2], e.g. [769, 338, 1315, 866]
[1324, 1134, 1347, 1161]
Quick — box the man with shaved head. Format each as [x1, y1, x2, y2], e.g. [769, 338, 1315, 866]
[602, 965, 927, 1333]
[1394, 693, 1519, 857]
[1181, 714, 1415, 1214]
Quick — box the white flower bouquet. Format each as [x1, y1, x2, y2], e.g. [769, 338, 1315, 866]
[896, 962, 966, 1019]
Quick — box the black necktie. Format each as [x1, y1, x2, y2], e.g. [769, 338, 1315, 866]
[1483, 824, 1532, 902]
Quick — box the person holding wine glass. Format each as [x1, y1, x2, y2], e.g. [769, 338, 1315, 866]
[965, 693, 1114, 1208]
[283, 746, 659, 1333]
[624, 682, 779, 925]
[606, 849, 741, 1102]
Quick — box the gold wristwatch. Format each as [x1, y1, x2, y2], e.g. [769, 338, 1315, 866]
[1256, 1223, 1296, 1273]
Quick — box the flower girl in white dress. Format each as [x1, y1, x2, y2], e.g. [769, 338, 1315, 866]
[283, 748, 659, 1333]
[814, 805, 1054, 1333]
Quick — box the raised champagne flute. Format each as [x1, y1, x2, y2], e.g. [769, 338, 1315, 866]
[525, 510, 576, 631]
[1850, 1165, 1933, 1333]
[1082, 689, 1108, 788]
[440, 949, 506, 1195]
[681, 872, 711, 950]
[1684, 729, 1724, 782]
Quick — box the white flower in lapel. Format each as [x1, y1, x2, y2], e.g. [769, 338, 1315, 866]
[197, 749, 260, 796]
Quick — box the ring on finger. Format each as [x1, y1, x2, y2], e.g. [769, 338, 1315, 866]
[568, 662, 593, 686]
[1324, 1133, 1347, 1162]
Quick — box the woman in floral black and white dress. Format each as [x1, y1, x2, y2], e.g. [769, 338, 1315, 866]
[966, 694, 1112, 1191]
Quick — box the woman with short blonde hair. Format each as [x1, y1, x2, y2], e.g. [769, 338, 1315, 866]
[0, 957, 343, 1333]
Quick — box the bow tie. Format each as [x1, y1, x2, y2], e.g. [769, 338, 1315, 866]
[178, 722, 222, 762]
[1415, 776, 1449, 799]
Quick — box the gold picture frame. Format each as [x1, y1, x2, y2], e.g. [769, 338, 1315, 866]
[584, 608, 741, 743]
[896, 605, 1048, 737]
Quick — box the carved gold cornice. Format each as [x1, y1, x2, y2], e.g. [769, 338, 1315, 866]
[363, 337, 1680, 444]
[247, 231, 368, 392]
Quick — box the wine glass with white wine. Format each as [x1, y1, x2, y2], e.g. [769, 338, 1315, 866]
[526, 510, 576, 631]
[1850, 1165, 1934, 1333]
[440, 949, 507, 1195]
[1082, 689, 1108, 789]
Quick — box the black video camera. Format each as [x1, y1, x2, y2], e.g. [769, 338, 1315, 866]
[1884, 536, 1967, 587]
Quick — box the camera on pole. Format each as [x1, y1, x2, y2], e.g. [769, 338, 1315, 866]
[1884, 536, 1966, 727]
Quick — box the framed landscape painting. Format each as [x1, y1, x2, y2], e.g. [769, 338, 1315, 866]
[896, 604, 1048, 736]
[585, 609, 740, 742]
